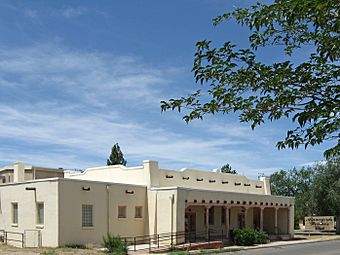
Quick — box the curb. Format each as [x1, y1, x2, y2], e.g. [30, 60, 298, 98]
[228, 236, 340, 251]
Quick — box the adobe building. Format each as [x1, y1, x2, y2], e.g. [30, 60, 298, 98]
[0, 160, 294, 247]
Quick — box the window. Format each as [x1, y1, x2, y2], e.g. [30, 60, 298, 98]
[135, 206, 143, 218]
[36, 203, 44, 225]
[82, 204, 93, 227]
[118, 206, 126, 218]
[12, 203, 18, 225]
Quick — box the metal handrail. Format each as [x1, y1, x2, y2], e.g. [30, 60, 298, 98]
[121, 229, 228, 252]
[3, 230, 24, 248]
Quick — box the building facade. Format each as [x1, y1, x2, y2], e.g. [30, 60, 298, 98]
[0, 161, 294, 247]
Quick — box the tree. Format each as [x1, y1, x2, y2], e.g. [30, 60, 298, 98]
[312, 158, 340, 233]
[221, 163, 237, 174]
[270, 167, 315, 228]
[161, 0, 339, 158]
[107, 143, 127, 166]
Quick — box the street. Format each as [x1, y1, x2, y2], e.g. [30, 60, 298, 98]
[231, 240, 340, 255]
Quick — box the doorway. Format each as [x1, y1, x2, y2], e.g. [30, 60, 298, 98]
[185, 213, 196, 242]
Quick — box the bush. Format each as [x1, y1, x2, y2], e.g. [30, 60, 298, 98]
[253, 229, 268, 244]
[232, 228, 268, 246]
[64, 244, 87, 249]
[40, 250, 57, 255]
[102, 233, 128, 254]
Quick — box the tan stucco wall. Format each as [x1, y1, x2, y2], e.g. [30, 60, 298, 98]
[58, 179, 148, 247]
[68, 160, 270, 195]
[263, 208, 275, 233]
[0, 180, 59, 247]
[0, 165, 63, 184]
[66, 166, 147, 186]
[35, 170, 63, 180]
[157, 169, 267, 195]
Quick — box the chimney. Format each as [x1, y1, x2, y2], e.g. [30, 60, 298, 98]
[13, 162, 25, 182]
[260, 176, 271, 195]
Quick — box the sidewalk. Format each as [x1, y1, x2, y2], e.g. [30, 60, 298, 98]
[140, 235, 340, 255]
[227, 235, 340, 251]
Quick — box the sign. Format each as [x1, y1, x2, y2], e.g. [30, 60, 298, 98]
[305, 216, 335, 231]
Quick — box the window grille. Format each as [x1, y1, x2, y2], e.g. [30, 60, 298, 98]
[82, 204, 93, 227]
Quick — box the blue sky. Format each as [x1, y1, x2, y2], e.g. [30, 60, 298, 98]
[0, 0, 333, 178]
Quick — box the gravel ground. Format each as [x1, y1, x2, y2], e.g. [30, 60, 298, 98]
[0, 243, 101, 254]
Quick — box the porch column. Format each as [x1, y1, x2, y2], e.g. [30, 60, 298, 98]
[260, 207, 264, 231]
[287, 207, 290, 235]
[224, 206, 230, 238]
[244, 207, 249, 228]
[274, 207, 279, 234]
[205, 206, 210, 241]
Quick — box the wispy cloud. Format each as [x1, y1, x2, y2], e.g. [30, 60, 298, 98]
[0, 45, 248, 171]
[0, 44, 323, 178]
[0, 45, 168, 108]
[24, 9, 38, 19]
[61, 7, 88, 18]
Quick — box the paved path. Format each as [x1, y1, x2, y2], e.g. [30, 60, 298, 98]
[230, 240, 340, 255]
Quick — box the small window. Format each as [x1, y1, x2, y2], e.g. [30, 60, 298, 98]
[82, 204, 93, 227]
[118, 206, 127, 218]
[135, 206, 143, 218]
[12, 203, 18, 225]
[36, 203, 44, 225]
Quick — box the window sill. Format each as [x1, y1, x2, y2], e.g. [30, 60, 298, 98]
[134, 217, 143, 221]
[36, 224, 44, 229]
[118, 217, 127, 220]
[82, 226, 94, 230]
[11, 224, 18, 227]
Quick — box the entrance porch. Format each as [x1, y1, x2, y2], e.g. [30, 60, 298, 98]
[185, 201, 291, 242]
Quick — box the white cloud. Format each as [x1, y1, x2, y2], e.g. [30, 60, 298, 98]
[0, 45, 250, 171]
[24, 9, 38, 18]
[61, 7, 88, 18]
[0, 44, 321, 178]
[0, 45, 167, 107]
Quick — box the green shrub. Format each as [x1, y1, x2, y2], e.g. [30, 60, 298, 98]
[102, 233, 128, 254]
[253, 229, 268, 244]
[40, 250, 57, 255]
[232, 228, 268, 246]
[64, 244, 87, 249]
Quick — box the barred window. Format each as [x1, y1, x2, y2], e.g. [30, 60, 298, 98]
[118, 206, 126, 218]
[37, 202, 44, 225]
[82, 204, 93, 227]
[135, 206, 143, 218]
[12, 203, 18, 224]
